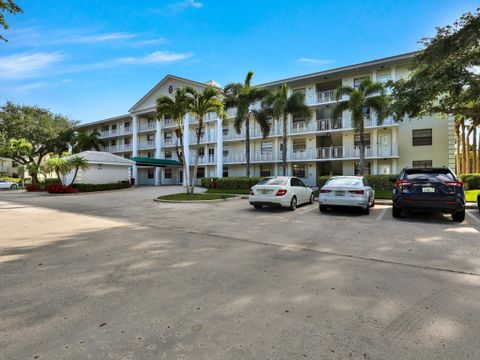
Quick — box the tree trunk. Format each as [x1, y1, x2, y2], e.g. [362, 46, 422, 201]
[466, 125, 473, 174]
[460, 119, 466, 174]
[472, 125, 477, 173]
[178, 128, 189, 194]
[282, 114, 288, 176]
[69, 167, 79, 186]
[359, 126, 365, 175]
[245, 115, 251, 177]
[454, 122, 461, 175]
[190, 118, 204, 194]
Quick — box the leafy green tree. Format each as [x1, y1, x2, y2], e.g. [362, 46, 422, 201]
[185, 86, 225, 194]
[256, 84, 312, 175]
[72, 130, 106, 153]
[332, 79, 389, 175]
[0, 102, 77, 183]
[0, 0, 22, 41]
[156, 87, 193, 187]
[223, 71, 271, 177]
[67, 155, 89, 186]
[45, 156, 72, 185]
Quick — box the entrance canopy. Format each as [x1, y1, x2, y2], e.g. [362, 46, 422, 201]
[130, 157, 181, 167]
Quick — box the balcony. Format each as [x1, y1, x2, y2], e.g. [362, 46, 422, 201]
[316, 118, 343, 131]
[190, 155, 216, 164]
[162, 137, 177, 147]
[163, 118, 175, 128]
[317, 144, 398, 160]
[138, 140, 155, 150]
[223, 153, 246, 164]
[138, 123, 156, 132]
[226, 108, 237, 118]
[190, 133, 217, 144]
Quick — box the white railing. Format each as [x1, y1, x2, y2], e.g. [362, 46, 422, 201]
[163, 138, 176, 146]
[227, 108, 237, 118]
[190, 155, 216, 164]
[316, 89, 337, 104]
[316, 144, 398, 159]
[223, 153, 246, 163]
[119, 143, 131, 151]
[224, 130, 245, 141]
[100, 130, 110, 137]
[252, 152, 275, 162]
[163, 118, 175, 127]
[205, 112, 218, 122]
[316, 118, 343, 131]
[190, 133, 217, 144]
[290, 121, 316, 134]
[138, 123, 156, 132]
[138, 140, 155, 150]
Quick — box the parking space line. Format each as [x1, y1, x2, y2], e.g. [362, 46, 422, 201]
[297, 205, 318, 214]
[375, 207, 388, 221]
[465, 210, 480, 228]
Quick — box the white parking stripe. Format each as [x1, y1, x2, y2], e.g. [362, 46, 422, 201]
[376, 208, 388, 221]
[465, 210, 480, 227]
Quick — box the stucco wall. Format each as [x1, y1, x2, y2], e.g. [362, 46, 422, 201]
[65, 164, 130, 184]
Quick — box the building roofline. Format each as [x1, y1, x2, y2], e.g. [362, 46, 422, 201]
[77, 114, 132, 128]
[257, 51, 420, 87]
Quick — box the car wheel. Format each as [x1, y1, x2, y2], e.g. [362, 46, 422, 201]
[309, 193, 314, 204]
[289, 196, 297, 211]
[319, 205, 328, 212]
[362, 204, 370, 215]
[10, 184, 17, 189]
[253, 204, 263, 209]
[452, 210, 465, 222]
[370, 198, 375, 208]
[392, 206, 402, 218]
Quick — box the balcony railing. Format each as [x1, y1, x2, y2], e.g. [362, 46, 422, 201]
[138, 140, 155, 150]
[316, 118, 342, 131]
[316, 89, 337, 104]
[190, 155, 216, 164]
[226, 108, 237, 118]
[190, 133, 217, 144]
[163, 119, 175, 128]
[138, 123, 156, 132]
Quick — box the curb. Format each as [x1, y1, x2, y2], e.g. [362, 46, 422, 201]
[43, 186, 134, 196]
[154, 196, 241, 204]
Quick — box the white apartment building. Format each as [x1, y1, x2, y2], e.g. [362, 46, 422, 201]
[78, 52, 455, 186]
[0, 157, 19, 177]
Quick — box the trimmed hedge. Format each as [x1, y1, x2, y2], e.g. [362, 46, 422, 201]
[201, 177, 263, 190]
[47, 184, 77, 193]
[459, 174, 480, 190]
[0, 177, 21, 183]
[318, 174, 399, 189]
[73, 182, 131, 192]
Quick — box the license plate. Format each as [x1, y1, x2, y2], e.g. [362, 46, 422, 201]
[422, 187, 435, 193]
[335, 191, 345, 196]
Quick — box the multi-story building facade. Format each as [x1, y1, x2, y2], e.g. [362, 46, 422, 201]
[78, 52, 455, 186]
[0, 157, 19, 177]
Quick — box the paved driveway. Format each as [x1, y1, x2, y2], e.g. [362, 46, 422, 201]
[1, 187, 480, 359]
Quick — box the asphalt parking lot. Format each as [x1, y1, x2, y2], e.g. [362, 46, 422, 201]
[1, 187, 480, 359]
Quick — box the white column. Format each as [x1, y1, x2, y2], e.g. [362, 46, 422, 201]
[372, 128, 378, 158]
[183, 114, 190, 186]
[154, 118, 162, 186]
[372, 70, 377, 82]
[216, 116, 223, 177]
[391, 65, 396, 81]
[132, 115, 139, 182]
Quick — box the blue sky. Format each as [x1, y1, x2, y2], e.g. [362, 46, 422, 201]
[0, 0, 478, 123]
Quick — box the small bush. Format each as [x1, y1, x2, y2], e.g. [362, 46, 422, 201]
[459, 174, 480, 190]
[201, 177, 218, 189]
[47, 184, 77, 193]
[0, 177, 22, 183]
[215, 177, 263, 190]
[26, 183, 43, 192]
[42, 178, 61, 186]
[73, 182, 131, 192]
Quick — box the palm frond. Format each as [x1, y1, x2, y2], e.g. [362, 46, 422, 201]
[252, 110, 271, 138]
[364, 82, 386, 97]
[358, 78, 373, 93]
[335, 85, 354, 100]
[364, 96, 390, 125]
[331, 101, 349, 121]
[244, 71, 254, 89]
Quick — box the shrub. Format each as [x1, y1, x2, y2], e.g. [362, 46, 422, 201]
[0, 177, 22, 183]
[42, 178, 61, 186]
[26, 183, 42, 192]
[73, 182, 131, 192]
[459, 174, 480, 190]
[216, 177, 263, 190]
[201, 177, 218, 189]
[318, 174, 399, 189]
[47, 184, 77, 193]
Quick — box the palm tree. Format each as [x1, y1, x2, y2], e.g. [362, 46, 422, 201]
[223, 71, 271, 177]
[257, 84, 312, 175]
[45, 156, 72, 185]
[73, 130, 106, 153]
[156, 87, 193, 190]
[454, 116, 462, 174]
[68, 155, 89, 186]
[332, 79, 390, 175]
[185, 86, 225, 194]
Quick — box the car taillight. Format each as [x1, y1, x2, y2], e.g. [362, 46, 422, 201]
[276, 189, 287, 196]
[320, 189, 331, 193]
[443, 181, 463, 187]
[249, 188, 254, 195]
[395, 180, 413, 191]
[349, 190, 364, 194]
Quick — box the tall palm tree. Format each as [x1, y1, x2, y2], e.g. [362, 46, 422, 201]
[68, 155, 89, 186]
[72, 130, 106, 153]
[332, 79, 390, 175]
[156, 87, 193, 190]
[185, 86, 225, 194]
[257, 84, 312, 175]
[45, 156, 72, 185]
[223, 71, 271, 177]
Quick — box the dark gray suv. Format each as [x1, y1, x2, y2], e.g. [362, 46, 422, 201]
[392, 167, 466, 222]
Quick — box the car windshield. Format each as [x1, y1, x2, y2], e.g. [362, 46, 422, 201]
[257, 177, 288, 186]
[326, 178, 362, 186]
[404, 169, 455, 182]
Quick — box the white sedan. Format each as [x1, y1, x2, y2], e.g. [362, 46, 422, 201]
[0, 179, 19, 189]
[249, 176, 314, 211]
[319, 176, 375, 214]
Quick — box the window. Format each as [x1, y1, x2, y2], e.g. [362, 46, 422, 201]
[258, 177, 287, 185]
[377, 74, 391, 84]
[293, 164, 306, 178]
[147, 152, 153, 158]
[208, 148, 215, 157]
[291, 178, 305, 187]
[147, 117, 155, 125]
[222, 127, 229, 136]
[165, 169, 172, 178]
[293, 88, 306, 95]
[223, 145, 229, 157]
[111, 140, 116, 146]
[147, 134, 154, 142]
[327, 177, 363, 187]
[354, 77, 369, 89]
[124, 138, 130, 145]
[354, 162, 371, 175]
[412, 129, 432, 146]
[164, 151, 172, 160]
[261, 141, 272, 153]
[260, 165, 271, 177]
[293, 139, 306, 152]
[362, 106, 371, 119]
[412, 160, 433, 168]
[124, 122, 130, 128]
[354, 134, 371, 147]
[197, 167, 205, 178]
[164, 132, 172, 141]
[198, 147, 205, 156]
[223, 166, 228, 177]
[147, 169, 154, 179]
[12, 161, 17, 168]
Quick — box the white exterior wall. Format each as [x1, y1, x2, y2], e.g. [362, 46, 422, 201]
[64, 164, 130, 185]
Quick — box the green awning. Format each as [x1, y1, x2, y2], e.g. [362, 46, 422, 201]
[130, 157, 181, 167]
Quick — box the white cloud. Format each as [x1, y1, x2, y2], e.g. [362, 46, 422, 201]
[71, 32, 136, 43]
[151, 0, 204, 15]
[114, 51, 192, 65]
[4, 79, 72, 94]
[297, 58, 334, 66]
[133, 37, 166, 47]
[0, 52, 64, 80]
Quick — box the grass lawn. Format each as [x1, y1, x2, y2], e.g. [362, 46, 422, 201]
[206, 188, 250, 195]
[465, 189, 479, 203]
[158, 193, 238, 201]
[375, 188, 393, 200]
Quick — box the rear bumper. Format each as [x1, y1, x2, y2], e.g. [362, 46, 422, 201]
[319, 195, 369, 209]
[393, 194, 465, 213]
[249, 195, 291, 207]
